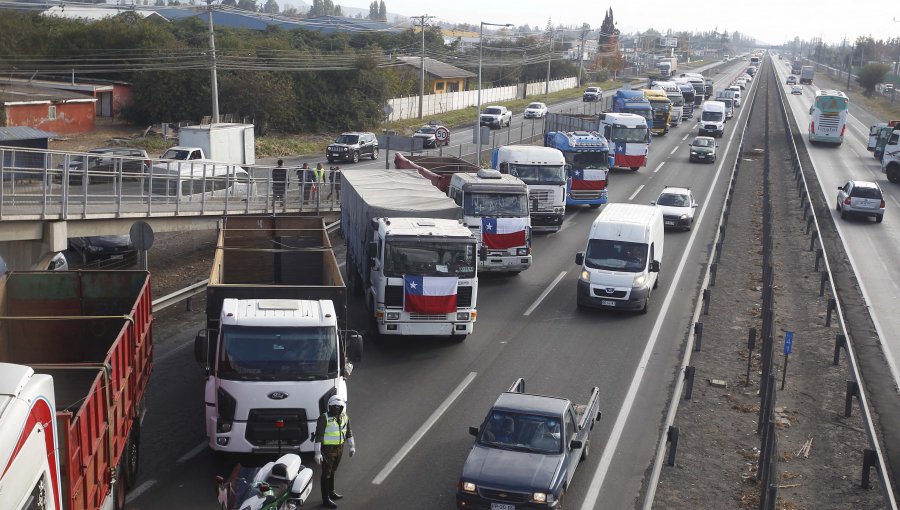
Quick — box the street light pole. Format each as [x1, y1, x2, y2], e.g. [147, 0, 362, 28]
[206, 0, 220, 123]
[545, 28, 554, 95]
[476, 21, 512, 167]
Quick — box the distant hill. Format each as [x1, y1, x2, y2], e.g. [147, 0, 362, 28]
[279, 0, 407, 23]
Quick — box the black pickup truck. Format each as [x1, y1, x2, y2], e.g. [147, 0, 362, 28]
[457, 378, 601, 510]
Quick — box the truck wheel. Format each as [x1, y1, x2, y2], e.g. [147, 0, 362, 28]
[639, 297, 649, 314]
[557, 489, 567, 510]
[580, 439, 590, 462]
[887, 164, 900, 183]
[876, 214, 884, 223]
[371, 148, 379, 160]
[630, 167, 640, 171]
[122, 422, 141, 489]
[113, 457, 127, 510]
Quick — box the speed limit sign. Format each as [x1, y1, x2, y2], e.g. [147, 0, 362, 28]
[435, 127, 450, 145]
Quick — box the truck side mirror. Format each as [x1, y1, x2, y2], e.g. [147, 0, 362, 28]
[575, 252, 584, 265]
[194, 329, 212, 367]
[346, 332, 363, 363]
[367, 241, 377, 258]
[469, 426, 479, 437]
[479, 245, 488, 261]
[649, 260, 660, 273]
[569, 439, 583, 450]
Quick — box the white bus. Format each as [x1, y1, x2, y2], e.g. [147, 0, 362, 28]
[808, 89, 849, 145]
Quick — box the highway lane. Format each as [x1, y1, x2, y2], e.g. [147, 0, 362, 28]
[773, 59, 900, 384]
[128, 59, 753, 509]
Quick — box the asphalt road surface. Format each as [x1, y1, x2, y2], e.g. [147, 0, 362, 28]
[128, 58, 758, 509]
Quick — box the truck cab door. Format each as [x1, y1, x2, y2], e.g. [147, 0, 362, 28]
[564, 407, 580, 486]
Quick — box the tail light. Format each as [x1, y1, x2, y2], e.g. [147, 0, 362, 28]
[880, 200, 886, 208]
[841, 125, 846, 137]
[844, 197, 851, 205]
[810, 121, 815, 133]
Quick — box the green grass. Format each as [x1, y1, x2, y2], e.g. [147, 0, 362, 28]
[118, 79, 624, 159]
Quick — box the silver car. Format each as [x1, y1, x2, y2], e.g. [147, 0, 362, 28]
[836, 180, 885, 223]
[652, 186, 699, 230]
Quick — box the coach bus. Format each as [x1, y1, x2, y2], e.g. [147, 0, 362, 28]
[808, 89, 849, 145]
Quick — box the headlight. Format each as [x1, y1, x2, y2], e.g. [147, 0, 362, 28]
[462, 481, 476, 493]
[532, 492, 548, 503]
[679, 214, 688, 219]
[456, 312, 470, 321]
[633, 273, 647, 287]
[691, 150, 699, 155]
[216, 420, 233, 433]
[581, 270, 591, 282]
[517, 248, 529, 256]
[386, 312, 400, 320]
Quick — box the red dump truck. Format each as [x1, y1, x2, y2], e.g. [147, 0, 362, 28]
[393, 152, 480, 193]
[0, 270, 153, 510]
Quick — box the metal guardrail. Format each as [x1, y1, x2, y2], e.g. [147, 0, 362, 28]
[150, 219, 341, 313]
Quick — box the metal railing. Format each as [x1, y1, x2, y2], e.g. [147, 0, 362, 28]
[150, 219, 341, 313]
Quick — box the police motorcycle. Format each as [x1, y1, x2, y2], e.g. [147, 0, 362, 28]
[216, 453, 313, 510]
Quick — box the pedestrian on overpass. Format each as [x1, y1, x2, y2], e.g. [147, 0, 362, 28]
[315, 395, 355, 508]
[297, 163, 312, 202]
[313, 162, 326, 202]
[272, 159, 287, 206]
[327, 165, 341, 201]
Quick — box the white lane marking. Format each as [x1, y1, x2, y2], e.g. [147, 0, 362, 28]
[628, 184, 645, 202]
[653, 162, 665, 173]
[339, 261, 346, 269]
[581, 94, 739, 510]
[125, 480, 157, 505]
[523, 271, 568, 316]
[681, 133, 690, 141]
[669, 146, 678, 155]
[155, 338, 195, 364]
[176, 441, 208, 464]
[372, 371, 478, 485]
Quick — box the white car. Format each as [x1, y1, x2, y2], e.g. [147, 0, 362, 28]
[728, 86, 742, 107]
[735, 79, 747, 90]
[652, 186, 699, 230]
[791, 85, 803, 95]
[523, 102, 548, 119]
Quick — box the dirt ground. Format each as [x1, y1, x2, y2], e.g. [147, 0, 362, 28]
[652, 61, 886, 509]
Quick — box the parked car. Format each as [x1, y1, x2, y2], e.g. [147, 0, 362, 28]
[836, 180, 885, 223]
[582, 87, 603, 102]
[326, 132, 379, 163]
[69, 235, 136, 264]
[413, 123, 450, 148]
[786, 75, 798, 85]
[652, 186, 699, 230]
[479, 106, 512, 129]
[791, 85, 803, 95]
[48, 252, 68, 271]
[524, 102, 549, 119]
[688, 136, 717, 163]
[57, 147, 150, 185]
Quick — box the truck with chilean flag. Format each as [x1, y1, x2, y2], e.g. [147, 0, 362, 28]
[543, 130, 610, 208]
[342, 167, 480, 339]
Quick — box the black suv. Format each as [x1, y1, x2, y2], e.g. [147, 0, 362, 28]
[326, 132, 379, 163]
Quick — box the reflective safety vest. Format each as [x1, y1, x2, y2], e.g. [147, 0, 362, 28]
[322, 413, 348, 445]
[314, 168, 326, 183]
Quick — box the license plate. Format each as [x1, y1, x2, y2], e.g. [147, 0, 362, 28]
[601, 300, 616, 307]
[665, 220, 675, 226]
[110, 254, 124, 260]
[491, 504, 515, 510]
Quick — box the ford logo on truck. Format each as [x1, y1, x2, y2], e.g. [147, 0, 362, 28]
[268, 391, 289, 400]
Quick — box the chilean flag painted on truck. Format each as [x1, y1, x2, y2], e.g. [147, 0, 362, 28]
[403, 275, 458, 314]
[570, 168, 607, 190]
[481, 217, 528, 250]
[613, 142, 647, 168]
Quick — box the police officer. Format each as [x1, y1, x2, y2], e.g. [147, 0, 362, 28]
[315, 395, 354, 508]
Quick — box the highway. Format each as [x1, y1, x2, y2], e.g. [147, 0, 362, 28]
[127, 58, 756, 509]
[773, 60, 900, 385]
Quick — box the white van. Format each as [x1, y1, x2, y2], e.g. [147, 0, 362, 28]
[698, 101, 727, 138]
[715, 95, 735, 119]
[575, 204, 664, 313]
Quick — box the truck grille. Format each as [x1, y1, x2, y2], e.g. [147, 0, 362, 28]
[387, 284, 471, 308]
[410, 313, 448, 321]
[478, 488, 530, 503]
[593, 288, 627, 298]
[246, 408, 308, 446]
[570, 190, 603, 200]
[529, 190, 552, 207]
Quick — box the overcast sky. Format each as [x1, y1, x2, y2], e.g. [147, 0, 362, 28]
[374, 1, 900, 46]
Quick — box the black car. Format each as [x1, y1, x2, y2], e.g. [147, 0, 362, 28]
[69, 235, 136, 265]
[688, 136, 717, 163]
[58, 147, 150, 185]
[326, 132, 379, 163]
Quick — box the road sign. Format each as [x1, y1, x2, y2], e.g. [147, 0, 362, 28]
[130, 221, 155, 251]
[435, 127, 450, 144]
[472, 126, 490, 145]
[783, 331, 794, 354]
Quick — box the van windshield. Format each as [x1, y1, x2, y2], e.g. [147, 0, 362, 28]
[701, 111, 723, 122]
[584, 239, 648, 272]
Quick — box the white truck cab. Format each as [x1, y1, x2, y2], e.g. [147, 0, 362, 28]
[491, 145, 567, 231]
[204, 298, 361, 454]
[575, 204, 664, 313]
[449, 169, 532, 273]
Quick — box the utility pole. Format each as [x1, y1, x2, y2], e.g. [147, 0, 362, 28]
[206, 0, 220, 124]
[577, 28, 588, 87]
[847, 45, 853, 91]
[545, 27, 554, 95]
[413, 15, 435, 119]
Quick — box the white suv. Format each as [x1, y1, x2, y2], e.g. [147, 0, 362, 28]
[480, 106, 512, 129]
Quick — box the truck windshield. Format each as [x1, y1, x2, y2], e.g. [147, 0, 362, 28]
[507, 164, 566, 185]
[464, 192, 529, 217]
[584, 239, 648, 272]
[218, 326, 337, 381]
[623, 108, 653, 125]
[565, 152, 608, 169]
[163, 149, 192, 160]
[610, 126, 649, 143]
[383, 240, 476, 278]
[667, 95, 684, 106]
[649, 100, 671, 111]
[479, 410, 562, 454]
